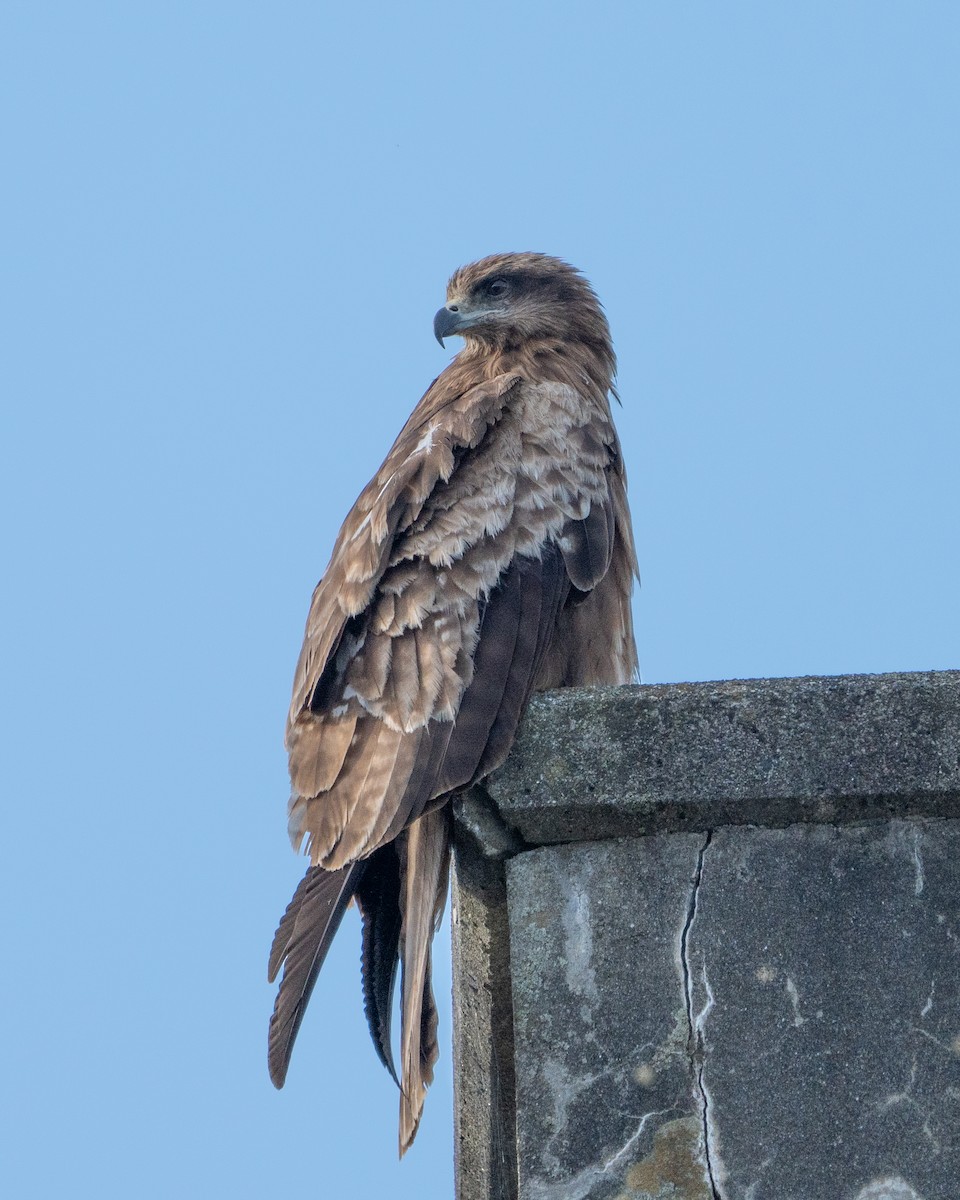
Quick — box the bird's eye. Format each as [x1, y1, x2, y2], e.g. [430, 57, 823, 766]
[487, 279, 509, 297]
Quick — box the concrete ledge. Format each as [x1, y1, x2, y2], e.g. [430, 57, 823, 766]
[451, 670, 960, 1200]
[482, 671, 960, 845]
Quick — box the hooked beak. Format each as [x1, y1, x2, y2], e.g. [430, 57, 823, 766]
[433, 306, 464, 346]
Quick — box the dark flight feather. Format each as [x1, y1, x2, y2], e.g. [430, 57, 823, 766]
[267, 862, 364, 1088]
[354, 846, 403, 1084]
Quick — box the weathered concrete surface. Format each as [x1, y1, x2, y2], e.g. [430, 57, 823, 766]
[506, 835, 712, 1200]
[485, 672, 960, 845]
[687, 819, 960, 1200]
[452, 672, 960, 1200]
[503, 820, 960, 1200]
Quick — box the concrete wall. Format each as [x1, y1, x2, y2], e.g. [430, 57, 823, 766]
[451, 671, 960, 1200]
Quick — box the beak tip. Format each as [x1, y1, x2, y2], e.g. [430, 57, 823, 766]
[433, 305, 461, 347]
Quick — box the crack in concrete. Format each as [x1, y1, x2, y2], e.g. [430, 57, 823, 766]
[527, 1108, 674, 1200]
[539, 1059, 611, 1170]
[680, 829, 723, 1200]
[880, 1058, 942, 1154]
[600, 1106, 674, 1176]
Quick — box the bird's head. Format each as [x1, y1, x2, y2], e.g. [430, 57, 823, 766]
[434, 252, 612, 355]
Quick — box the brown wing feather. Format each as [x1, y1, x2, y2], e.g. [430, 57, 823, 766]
[307, 722, 420, 868]
[559, 493, 615, 592]
[471, 544, 572, 782]
[378, 719, 455, 848]
[286, 710, 358, 801]
[436, 546, 570, 794]
[433, 566, 524, 794]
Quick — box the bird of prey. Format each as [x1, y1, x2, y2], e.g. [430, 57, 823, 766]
[267, 252, 638, 1154]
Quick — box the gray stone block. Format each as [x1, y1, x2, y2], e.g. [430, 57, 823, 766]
[501, 821, 960, 1200]
[485, 672, 960, 845]
[688, 819, 960, 1200]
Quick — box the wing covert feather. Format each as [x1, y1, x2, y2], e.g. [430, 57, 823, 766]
[287, 372, 522, 727]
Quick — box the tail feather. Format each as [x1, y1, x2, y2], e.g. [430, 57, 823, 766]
[355, 846, 403, 1085]
[268, 868, 314, 983]
[397, 807, 451, 1155]
[418, 945, 439, 1081]
[268, 862, 365, 1088]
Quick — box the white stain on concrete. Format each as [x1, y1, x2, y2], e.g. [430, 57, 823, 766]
[853, 1176, 926, 1200]
[559, 863, 599, 1006]
[785, 976, 806, 1027]
[910, 827, 925, 896]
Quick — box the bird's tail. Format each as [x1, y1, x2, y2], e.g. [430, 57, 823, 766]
[267, 808, 450, 1156]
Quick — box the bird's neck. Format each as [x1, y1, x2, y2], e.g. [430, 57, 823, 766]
[460, 333, 615, 401]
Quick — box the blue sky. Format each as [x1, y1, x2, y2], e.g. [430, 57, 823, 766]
[3, 3, 958, 1197]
